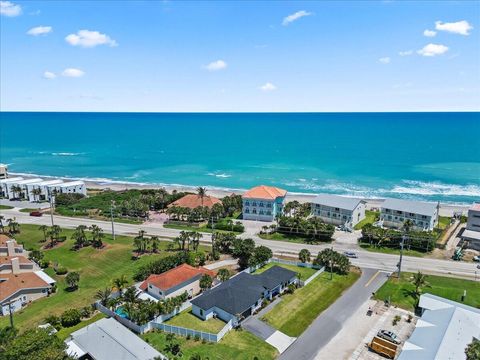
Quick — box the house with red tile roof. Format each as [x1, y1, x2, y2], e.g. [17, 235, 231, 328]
[0, 255, 37, 274]
[242, 185, 287, 221]
[168, 194, 222, 210]
[0, 234, 25, 256]
[139, 264, 215, 300]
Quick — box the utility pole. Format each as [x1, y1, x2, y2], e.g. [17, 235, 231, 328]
[8, 300, 14, 328]
[49, 194, 55, 227]
[330, 246, 333, 280]
[398, 234, 405, 278]
[110, 200, 116, 241]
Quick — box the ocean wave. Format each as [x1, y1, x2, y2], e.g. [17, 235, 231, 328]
[206, 172, 232, 178]
[51, 152, 85, 156]
[390, 180, 480, 197]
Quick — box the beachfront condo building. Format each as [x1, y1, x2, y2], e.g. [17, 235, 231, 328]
[6, 178, 43, 200]
[26, 179, 65, 202]
[380, 198, 439, 231]
[0, 164, 7, 179]
[242, 185, 287, 222]
[48, 181, 87, 197]
[461, 203, 480, 250]
[311, 194, 366, 229]
[0, 177, 24, 198]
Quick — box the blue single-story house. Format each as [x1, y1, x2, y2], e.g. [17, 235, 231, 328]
[191, 266, 297, 326]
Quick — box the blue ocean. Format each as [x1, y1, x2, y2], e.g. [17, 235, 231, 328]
[0, 112, 479, 204]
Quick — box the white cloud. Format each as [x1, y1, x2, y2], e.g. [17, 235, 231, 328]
[399, 50, 413, 56]
[61, 68, 85, 77]
[417, 43, 449, 57]
[379, 57, 391, 64]
[65, 30, 118, 48]
[43, 71, 56, 79]
[27, 26, 52, 36]
[260, 82, 277, 92]
[282, 10, 312, 26]
[0, 1, 21, 16]
[423, 29, 436, 37]
[435, 20, 473, 35]
[204, 60, 227, 71]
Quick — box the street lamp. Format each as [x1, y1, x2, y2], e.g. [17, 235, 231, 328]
[397, 234, 405, 278]
[110, 200, 116, 241]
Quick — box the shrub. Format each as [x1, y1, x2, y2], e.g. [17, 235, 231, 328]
[194, 334, 200, 342]
[39, 259, 50, 269]
[80, 306, 92, 318]
[61, 309, 82, 327]
[392, 315, 401, 326]
[287, 283, 296, 294]
[133, 252, 190, 281]
[55, 193, 85, 206]
[44, 315, 62, 330]
[54, 267, 68, 275]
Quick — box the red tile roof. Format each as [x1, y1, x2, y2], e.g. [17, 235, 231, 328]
[140, 264, 215, 292]
[242, 185, 287, 200]
[0, 272, 50, 302]
[168, 194, 222, 209]
[0, 235, 13, 247]
[0, 256, 33, 265]
[471, 203, 480, 211]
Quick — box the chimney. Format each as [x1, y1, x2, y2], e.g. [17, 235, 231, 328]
[6, 240, 15, 256]
[11, 257, 20, 274]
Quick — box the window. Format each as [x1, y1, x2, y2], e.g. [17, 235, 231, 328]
[252, 209, 257, 214]
[259, 210, 264, 215]
[245, 201, 250, 206]
[200, 309, 204, 316]
[245, 208, 250, 213]
[266, 211, 271, 215]
[267, 203, 272, 208]
[259, 202, 264, 207]
[252, 202, 257, 206]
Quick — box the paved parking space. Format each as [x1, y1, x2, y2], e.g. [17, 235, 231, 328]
[243, 317, 276, 339]
[266, 331, 296, 354]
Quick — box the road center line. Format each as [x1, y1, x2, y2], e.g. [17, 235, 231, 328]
[365, 270, 380, 287]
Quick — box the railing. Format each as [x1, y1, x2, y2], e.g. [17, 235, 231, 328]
[152, 319, 233, 343]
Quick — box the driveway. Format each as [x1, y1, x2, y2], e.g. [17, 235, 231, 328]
[243, 317, 276, 339]
[280, 268, 389, 360]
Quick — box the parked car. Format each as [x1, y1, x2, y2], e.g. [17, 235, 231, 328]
[343, 251, 358, 258]
[377, 330, 401, 344]
[473, 256, 480, 262]
[29, 211, 43, 217]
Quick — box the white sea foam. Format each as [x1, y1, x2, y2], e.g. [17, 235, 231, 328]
[51, 152, 84, 156]
[206, 172, 232, 178]
[390, 180, 480, 197]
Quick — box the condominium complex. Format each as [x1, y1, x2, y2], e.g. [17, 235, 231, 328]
[242, 185, 287, 221]
[380, 198, 439, 231]
[461, 203, 480, 250]
[311, 194, 366, 229]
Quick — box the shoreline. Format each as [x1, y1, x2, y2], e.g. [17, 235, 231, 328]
[9, 172, 471, 216]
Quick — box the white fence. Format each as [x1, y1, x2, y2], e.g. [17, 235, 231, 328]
[154, 300, 191, 323]
[152, 319, 233, 343]
[300, 267, 325, 286]
[95, 302, 151, 333]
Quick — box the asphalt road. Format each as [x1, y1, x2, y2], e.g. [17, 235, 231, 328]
[280, 268, 389, 360]
[1, 208, 479, 280]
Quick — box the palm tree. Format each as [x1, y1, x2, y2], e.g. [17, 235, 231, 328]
[10, 185, 22, 199]
[31, 187, 42, 202]
[150, 235, 160, 253]
[197, 186, 207, 207]
[190, 231, 202, 252]
[179, 231, 189, 251]
[72, 225, 87, 248]
[0, 215, 4, 234]
[95, 287, 112, 306]
[112, 275, 129, 293]
[38, 225, 49, 243]
[402, 219, 414, 234]
[7, 218, 20, 234]
[122, 286, 138, 304]
[410, 271, 430, 300]
[134, 230, 147, 253]
[90, 224, 104, 248]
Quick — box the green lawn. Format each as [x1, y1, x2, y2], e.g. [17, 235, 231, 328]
[359, 243, 426, 257]
[354, 210, 379, 230]
[253, 262, 317, 281]
[0, 204, 14, 209]
[261, 270, 360, 337]
[55, 312, 106, 341]
[374, 272, 480, 311]
[1, 224, 210, 331]
[166, 308, 226, 333]
[258, 232, 330, 244]
[142, 329, 278, 360]
[437, 216, 452, 230]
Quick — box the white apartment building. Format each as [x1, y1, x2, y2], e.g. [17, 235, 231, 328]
[6, 178, 44, 200]
[380, 198, 439, 231]
[0, 177, 24, 198]
[48, 181, 87, 197]
[26, 179, 64, 202]
[311, 194, 366, 229]
[461, 203, 480, 250]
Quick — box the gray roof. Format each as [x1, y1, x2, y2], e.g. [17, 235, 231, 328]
[311, 194, 365, 211]
[68, 317, 164, 360]
[398, 293, 480, 360]
[381, 198, 438, 217]
[191, 266, 296, 315]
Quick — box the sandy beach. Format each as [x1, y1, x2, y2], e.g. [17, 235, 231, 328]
[10, 172, 471, 217]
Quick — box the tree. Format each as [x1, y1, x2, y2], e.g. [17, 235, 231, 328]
[232, 238, 256, 269]
[28, 249, 44, 264]
[61, 308, 82, 327]
[217, 268, 231, 282]
[199, 274, 213, 291]
[89, 224, 104, 248]
[249, 246, 272, 267]
[197, 187, 207, 206]
[95, 287, 112, 306]
[7, 218, 20, 235]
[10, 185, 22, 199]
[314, 248, 351, 275]
[49, 225, 62, 248]
[465, 338, 480, 360]
[31, 187, 42, 202]
[65, 272, 80, 290]
[113, 275, 129, 292]
[38, 225, 49, 243]
[210, 203, 224, 222]
[150, 235, 160, 253]
[134, 230, 147, 253]
[0, 326, 17, 352]
[190, 231, 202, 252]
[72, 225, 88, 249]
[122, 286, 138, 304]
[299, 249, 311, 263]
[410, 271, 430, 302]
[1, 327, 71, 360]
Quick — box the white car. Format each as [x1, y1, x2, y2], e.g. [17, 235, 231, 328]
[473, 256, 480, 262]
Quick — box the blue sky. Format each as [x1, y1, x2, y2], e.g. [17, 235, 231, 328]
[1, 0, 479, 112]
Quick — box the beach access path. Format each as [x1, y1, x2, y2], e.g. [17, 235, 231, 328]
[1, 208, 478, 280]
